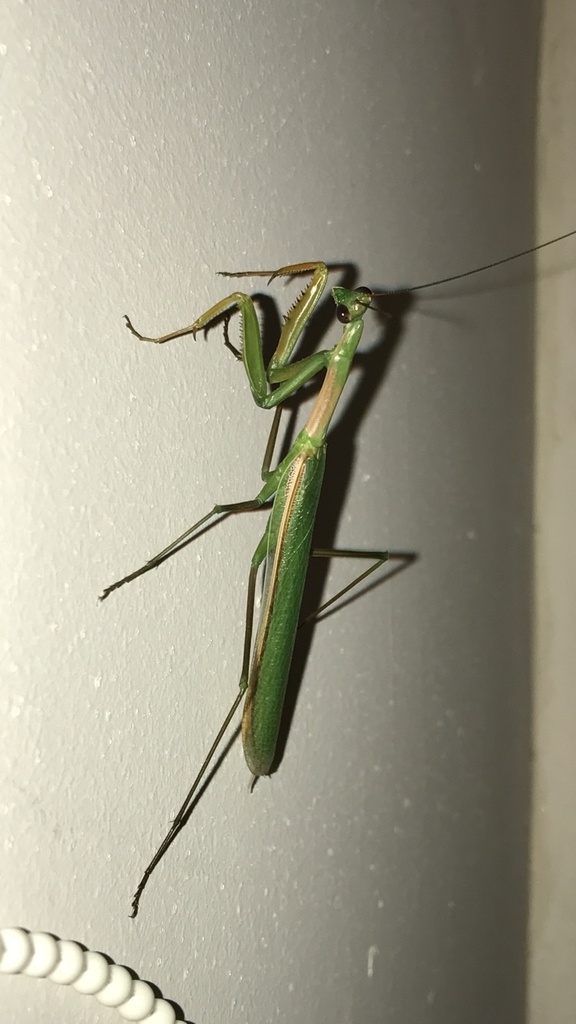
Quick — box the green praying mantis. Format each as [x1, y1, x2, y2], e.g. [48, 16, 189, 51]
[102, 233, 576, 916]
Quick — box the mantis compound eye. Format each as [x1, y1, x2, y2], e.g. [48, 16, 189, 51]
[336, 305, 351, 323]
[356, 286, 373, 310]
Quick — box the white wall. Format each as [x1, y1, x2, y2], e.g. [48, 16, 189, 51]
[2, 1, 573, 1022]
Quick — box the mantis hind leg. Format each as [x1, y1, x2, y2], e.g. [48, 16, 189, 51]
[128, 526, 271, 918]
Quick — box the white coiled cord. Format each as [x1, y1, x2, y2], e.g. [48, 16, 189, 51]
[0, 928, 180, 1022]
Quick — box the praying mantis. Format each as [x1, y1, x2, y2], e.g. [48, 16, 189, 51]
[102, 234, 576, 916]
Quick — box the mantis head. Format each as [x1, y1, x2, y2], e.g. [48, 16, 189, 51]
[332, 285, 373, 323]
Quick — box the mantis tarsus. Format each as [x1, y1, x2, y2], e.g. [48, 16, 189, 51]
[102, 233, 576, 917]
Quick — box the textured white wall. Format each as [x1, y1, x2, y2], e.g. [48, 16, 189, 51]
[2, 1, 573, 1022]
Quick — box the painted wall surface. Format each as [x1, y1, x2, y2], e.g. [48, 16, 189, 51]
[2, 1, 573, 1022]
